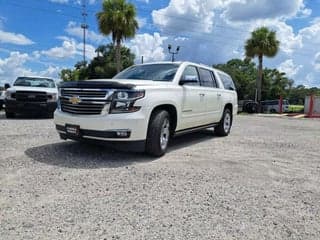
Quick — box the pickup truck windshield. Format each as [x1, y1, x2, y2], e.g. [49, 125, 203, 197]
[113, 64, 180, 81]
[13, 77, 56, 88]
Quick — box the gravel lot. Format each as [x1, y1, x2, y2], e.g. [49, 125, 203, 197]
[0, 112, 320, 239]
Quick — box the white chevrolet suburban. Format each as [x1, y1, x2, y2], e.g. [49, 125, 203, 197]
[54, 62, 238, 156]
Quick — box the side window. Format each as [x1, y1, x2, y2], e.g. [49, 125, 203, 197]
[218, 73, 236, 91]
[181, 66, 200, 85]
[198, 68, 216, 88]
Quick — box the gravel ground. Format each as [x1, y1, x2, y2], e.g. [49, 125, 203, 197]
[0, 112, 320, 240]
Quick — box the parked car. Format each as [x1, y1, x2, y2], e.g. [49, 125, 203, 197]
[261, 99, 289, 113]
[54, 62, 238, 156]
[4, 76, 58, 118]
[238, 100, 258, 113]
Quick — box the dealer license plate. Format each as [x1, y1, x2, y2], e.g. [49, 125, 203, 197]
[65, 124, 80, 137]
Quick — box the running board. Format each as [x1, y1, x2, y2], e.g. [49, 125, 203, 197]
[174, 123, 218, 137]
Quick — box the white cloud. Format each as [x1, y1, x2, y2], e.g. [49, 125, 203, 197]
[41, 39, 77, 58]
[41, 36, 96, 60]
[49, 0, 68, 3]
[152, 0, 215, 34]
[137, 17, 147, 29]
[278, 59, 302, 78]
[314, 52, 320, 72]
[0, 52, 33, 84]
[65, 21, 106, 43]
[223, 0, 310, 22]
[0, 30, 34, 45]
[49, 0, 96, 4]
[129, 33, 167, 63]
[0, 51, 62, 85]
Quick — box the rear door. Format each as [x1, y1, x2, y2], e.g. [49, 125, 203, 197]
[179, 65, 207, 129]
[198, 67, 222, 123]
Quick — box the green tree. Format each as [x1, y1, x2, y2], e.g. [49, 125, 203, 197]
[262, 69, 291, 100]
[87, 43, 135, 79]
[96, 0, 138, 73]
[59, 44, 135, 81]
[245, 27, 280, 106]
[214, 59, 257, 100]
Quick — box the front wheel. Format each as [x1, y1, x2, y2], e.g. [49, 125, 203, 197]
[214, 108, 232, 136]
[146, 110, 171, 157]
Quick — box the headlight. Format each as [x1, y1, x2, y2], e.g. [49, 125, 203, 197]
[110, 90, 145, 114]
[47, 93, 58, 102]
[5, 91, 15, 100]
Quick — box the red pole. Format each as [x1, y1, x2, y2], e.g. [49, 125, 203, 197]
[279, 96, 283, 114]
[308, 95, 314, 117]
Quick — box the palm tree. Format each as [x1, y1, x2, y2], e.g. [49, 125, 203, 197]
[96, 0, 138, 73]
[245, 27, 280, 107]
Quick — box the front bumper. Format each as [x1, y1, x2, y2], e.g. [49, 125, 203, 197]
[54, 109, 150, 142]
[5, 99, 57, 114]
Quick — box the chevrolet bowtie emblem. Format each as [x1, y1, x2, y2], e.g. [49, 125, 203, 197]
[69, 96, 81, 104]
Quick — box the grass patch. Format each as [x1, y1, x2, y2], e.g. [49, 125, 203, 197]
[289, 105, 304, 113]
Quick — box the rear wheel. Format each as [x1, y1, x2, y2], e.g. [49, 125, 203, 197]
[146, 110, 171, 157]
[214, 108, 232, 136]
[5, 111, 15, 118]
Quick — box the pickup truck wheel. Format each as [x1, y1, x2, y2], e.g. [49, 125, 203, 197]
[214, 108, 232, 136]
[5, 111, 15, 118]
[146, 110, 170, 157]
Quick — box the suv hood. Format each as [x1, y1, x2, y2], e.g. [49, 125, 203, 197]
[7, 86, 58, 94]
[94, 79, 174, 87]
[59, 79, 174, 90]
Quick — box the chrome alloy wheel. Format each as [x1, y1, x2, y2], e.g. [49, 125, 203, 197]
[160, 118, 170, 150]
[223, 112, 231, 133]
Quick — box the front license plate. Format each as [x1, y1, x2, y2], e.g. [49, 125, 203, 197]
[65, 124, 80, 137]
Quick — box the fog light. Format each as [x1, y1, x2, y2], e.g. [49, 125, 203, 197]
[116, 131, 129, 137]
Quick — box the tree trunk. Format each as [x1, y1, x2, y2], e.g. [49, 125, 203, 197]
[116, 39, 121, 73]
[257, 54, 263, 112]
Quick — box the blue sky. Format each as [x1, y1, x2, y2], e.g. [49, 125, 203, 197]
[0, 0, 319, 87]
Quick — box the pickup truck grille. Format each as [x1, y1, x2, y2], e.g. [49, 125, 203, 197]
[16, 91, 47, 102]
[60, 89, 110, 115]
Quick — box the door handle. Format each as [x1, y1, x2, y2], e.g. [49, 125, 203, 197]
[217, 93, 222, 97]
[199, 93, 205, 96]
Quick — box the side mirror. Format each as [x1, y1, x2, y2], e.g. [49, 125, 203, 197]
[179, 75, 198, 85]
[4, 83, 11, 90]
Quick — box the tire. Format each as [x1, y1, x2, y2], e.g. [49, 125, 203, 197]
[214, 108, 232, 136]
[146, 110, 171, 157]
[5, 111, 15, 118]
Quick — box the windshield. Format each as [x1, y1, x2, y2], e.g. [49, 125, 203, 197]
[13, 77, 56, 88]
[113, 63, 180, 81]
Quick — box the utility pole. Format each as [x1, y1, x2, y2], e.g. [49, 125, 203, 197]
[81, 0, 88, 66]
[168, 44, 180, 62]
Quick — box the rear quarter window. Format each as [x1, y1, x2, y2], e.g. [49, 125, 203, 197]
[218, 73, 236, 91]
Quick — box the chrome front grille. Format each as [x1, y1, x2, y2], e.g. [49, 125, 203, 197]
[60, 88, 111, 115]
[61, 89, 107, 98]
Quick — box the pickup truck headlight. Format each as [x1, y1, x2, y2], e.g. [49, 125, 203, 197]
[47, 93, 58, 102]
[110, 90, 145, 114]
[5, 90, 16, 100]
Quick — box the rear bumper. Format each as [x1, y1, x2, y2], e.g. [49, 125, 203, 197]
[5, 99, 57, 114]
